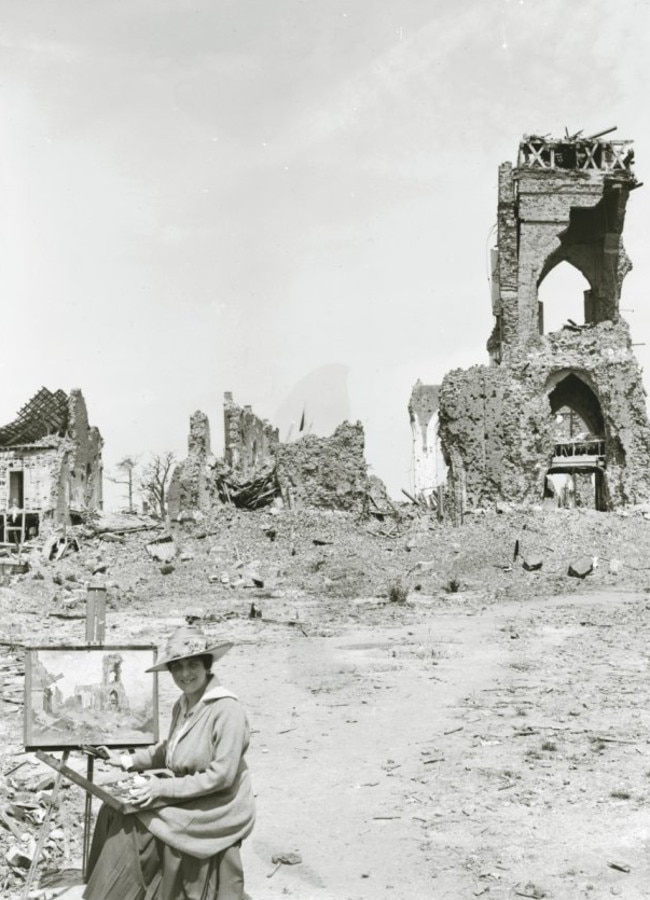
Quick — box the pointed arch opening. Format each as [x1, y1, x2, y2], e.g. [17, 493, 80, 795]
[538, 261, 592, 335]
[544, 373, 608, 510]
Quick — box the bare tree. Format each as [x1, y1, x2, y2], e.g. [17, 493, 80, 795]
[108, 456, 139, 513]
[139, 452, 176, 518]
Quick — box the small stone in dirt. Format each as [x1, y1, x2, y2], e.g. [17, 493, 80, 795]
[271, 851, 302, 866]
[412, 560, 436, 573]
[185, 609, 204, 624]
[160, 564, 174, 575]
[518, 882, 548, 898]
[608, 860, 632, 873]
[100, 534, 124, 544]
[609, 558, 622, 575]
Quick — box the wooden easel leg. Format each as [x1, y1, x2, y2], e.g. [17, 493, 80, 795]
[82, 755, 95, 881]
[81, 587, 105, 881]
[21, 750, 70, 900]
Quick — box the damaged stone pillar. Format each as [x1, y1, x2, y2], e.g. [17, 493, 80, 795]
[167, 411, 212, 519]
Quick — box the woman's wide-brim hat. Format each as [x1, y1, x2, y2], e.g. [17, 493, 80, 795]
[146, 626, 234, 672]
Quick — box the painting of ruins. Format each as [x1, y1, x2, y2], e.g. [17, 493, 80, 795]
[24, 646, 158, 750]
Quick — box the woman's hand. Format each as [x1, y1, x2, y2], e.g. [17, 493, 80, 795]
[128, 776, 163, 808]
[98, 747, 125, 768]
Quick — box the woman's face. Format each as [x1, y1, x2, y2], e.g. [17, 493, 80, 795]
[169, 657, 210, 700]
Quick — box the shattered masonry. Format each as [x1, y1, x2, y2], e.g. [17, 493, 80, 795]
[416, 131, 650, 517]
[169, 393, 383, 517]
[0, 388, 103, 541]
[275, 422, 371, 510]
[223, 392, 279, 476]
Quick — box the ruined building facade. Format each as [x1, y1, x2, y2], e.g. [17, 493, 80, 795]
[0, 388, 103, 542]
[420, 133, 650, 516]
[169, 392, 387, 518]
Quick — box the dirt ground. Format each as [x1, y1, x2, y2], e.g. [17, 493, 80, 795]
[2, 504, 650, 899]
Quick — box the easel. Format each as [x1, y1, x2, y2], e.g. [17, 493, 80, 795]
[82, 583, 107, 876]
[21, 584, 107, 899]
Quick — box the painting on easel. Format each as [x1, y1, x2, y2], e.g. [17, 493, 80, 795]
[24, 645, 159, 750]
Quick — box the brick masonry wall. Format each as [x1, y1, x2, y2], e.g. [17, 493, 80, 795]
[439, 321, 650, 514]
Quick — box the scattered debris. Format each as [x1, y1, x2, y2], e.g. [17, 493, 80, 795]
[145, 536, 177, 563]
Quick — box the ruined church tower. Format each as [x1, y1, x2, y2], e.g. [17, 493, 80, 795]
[437, 131, 650, 516]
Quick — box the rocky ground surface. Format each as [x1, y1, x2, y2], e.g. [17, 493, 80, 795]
[1, 502, 650, 899]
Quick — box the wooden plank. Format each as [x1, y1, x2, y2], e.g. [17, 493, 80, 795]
[34, 751, 170, 815]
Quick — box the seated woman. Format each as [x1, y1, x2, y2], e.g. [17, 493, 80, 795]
[84, 626, 256, 900]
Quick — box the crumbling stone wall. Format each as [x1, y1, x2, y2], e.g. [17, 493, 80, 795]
[168, 411, 215, 516]
[0, 449, 57, 512]
[66, 389, 103, 512]
[275, 422, 371, 511]
[223, 392, 278, 477]
[171, 395, 382, 518]
[440, 320, 650, 517]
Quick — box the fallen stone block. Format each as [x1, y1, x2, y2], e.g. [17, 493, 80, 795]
[6, 841, 34, 868]
[245, 571, 264, 588]
[609, 558, 622, 575]
[522, 555, 543, 572]
[568, 556, 593, 578]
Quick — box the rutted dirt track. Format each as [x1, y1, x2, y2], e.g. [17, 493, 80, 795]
[238, 590, 650, 900]
[2, 507, 650, 899]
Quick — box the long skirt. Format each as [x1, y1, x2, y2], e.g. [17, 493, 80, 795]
[83, 804, 245, 900]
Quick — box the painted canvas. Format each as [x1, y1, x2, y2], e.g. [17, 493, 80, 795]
[24, 645, 159, 750]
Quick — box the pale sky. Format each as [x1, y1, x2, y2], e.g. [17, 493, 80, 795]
[1, 0, 649, 504]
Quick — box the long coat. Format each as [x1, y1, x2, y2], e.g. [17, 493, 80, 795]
[129, 677, 255, 859]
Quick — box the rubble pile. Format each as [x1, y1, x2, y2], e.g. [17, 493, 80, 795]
[1, 502, 650, 894]
[170, 394, 388, 519]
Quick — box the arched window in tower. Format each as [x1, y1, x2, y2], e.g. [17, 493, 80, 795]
[538, 261, 591, 335]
